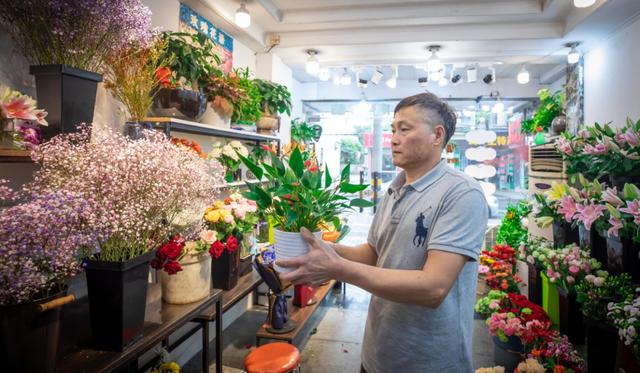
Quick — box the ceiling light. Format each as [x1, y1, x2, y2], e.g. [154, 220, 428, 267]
[517, 65, 530, 84]
[235, 0, 250, 28]
[370, 68, 383, 85]
[340, 68, 351, 85]
[332, 71, 341, 85]
[573, 0, 596, 8]
[430, 70, 442, 82]
[386, 66, 397, 88]
[466, 66, 477, 83]
[493, 96, 504, 113]
[418, 77, 428, 87]
[357, 78, 368, 89]
[427, 46, 442, 72]
[566, 42, 581, 64]
[483, 67, 496, 85]
[438, 77, 449, 87]
[305, 50, 320, 75]
[318, 68, 330, 81]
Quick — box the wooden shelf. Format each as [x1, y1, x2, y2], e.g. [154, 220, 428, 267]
[143, 117, 280, 143]
[0, 149, 33, 162]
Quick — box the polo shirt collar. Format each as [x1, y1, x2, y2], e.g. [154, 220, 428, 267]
[389, 159, 447, 194]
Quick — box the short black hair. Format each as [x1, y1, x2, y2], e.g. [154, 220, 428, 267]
[394, 92, 457, 144]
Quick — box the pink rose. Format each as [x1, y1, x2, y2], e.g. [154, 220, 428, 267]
[223, 214, 234, 224]
[594, 277, 605, 287]
[234, 207, 246, 219]
[569, 265, 580, 274]
[566, 275, 575, 284]
[199, 229, 217, 244]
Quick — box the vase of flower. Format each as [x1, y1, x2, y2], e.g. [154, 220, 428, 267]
[273, 228, 323, 273]
[605, 234, 640, 283]
[585, 317, 618, 373]
[0, 289, 72, 373]
[159, 253, 211, 304]
[579, 225, 607, 270]
[552, 220, 580, 248]
[492, 335, 523, 373]
[212, 247, 240, 291]
[556, 286, 585, 345]
[30, 65, 102, 140]
[83, 250, 154, 351]
[527, 263, 542, 305]
[541, 271, 560, 325]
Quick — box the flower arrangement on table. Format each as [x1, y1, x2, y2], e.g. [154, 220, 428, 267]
[538, 244, 600, 292]
[0, 86, 48, 149]
[480, 243, 521, 293]
[495, 201, 530, 249]
[25, 126, 223, 262]
[210, 140, 250, 182]
[575, 271, 635, 322]
[150, 226, 223, 275]
[607, 292, 640, 361]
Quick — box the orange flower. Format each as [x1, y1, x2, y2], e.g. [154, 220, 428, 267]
[553, 365, 566, 373]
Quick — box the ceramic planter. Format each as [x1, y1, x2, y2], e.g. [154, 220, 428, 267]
[256, 114, 279, 134]
[200, 101, 231, 128]
[273, 229, 322, 273]
[83, 251, 153, 351]
[29, 64, 102, 140]
[159, 253, 211, 304]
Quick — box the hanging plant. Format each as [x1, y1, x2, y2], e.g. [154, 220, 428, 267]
[522, 89, 565, 135]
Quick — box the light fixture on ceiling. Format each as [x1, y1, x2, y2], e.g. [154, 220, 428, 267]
[318, 68, 330, 81]
[305, 50, 320, 75]
[386, 66, 398, 88]
[566, 42, 581, 64]
[517, 65, 530, 84]
[370, 68, 383, 85]
[340, 68, 351, 86]
[427, 46, 442, 72]
[482, 66, 496, 85]
[332, 70, 341, 85]
[573, 0, 596, 8]
[466, 66, 477, 83]
[450, 69, 462, 85]
[357, 78, 368, 89]
[430, 69, 443, 82]
[235, 0, 251, 28]
[418, 76, 429, 87]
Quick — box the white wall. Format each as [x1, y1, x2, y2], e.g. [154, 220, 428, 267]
[232, 39, 256, 72]
[143, 0, 180, 31]
[584, 14, 640, 128]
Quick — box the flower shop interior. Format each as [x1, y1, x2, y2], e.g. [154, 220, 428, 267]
[2, 0, 640, 372]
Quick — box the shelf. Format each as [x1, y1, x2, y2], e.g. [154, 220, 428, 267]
[0, 149, 33, 162]
[143, 117, 280, 143]
[213, 179, 269, 190]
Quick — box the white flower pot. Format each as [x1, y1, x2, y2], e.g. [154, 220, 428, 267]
[273, 229, 323, 273]
[159, 253, 211, 304]
[200, 102, 230, 128]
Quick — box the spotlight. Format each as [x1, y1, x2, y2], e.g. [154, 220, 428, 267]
[427, 45, 442, 72]
[357, 78, 368, 89]
[482, 74, 493, 84]
[438, 77, 448, 87]
[517, 65, 530, 84]
[418, 77, 428, 87]
[318, 68, 330, 81]
[466, 66, 477, 83]
[305, 50, 319, 75]
[451, 73, 462, 85]
[430, 70, 442, 82]
[235, 0, 250, 28]
[370, 68, 383, 85]
[574, 0, 596, 8]
[566, 42, 581, 64]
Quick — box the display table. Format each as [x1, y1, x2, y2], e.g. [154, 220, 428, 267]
[56, 283, 223, 373]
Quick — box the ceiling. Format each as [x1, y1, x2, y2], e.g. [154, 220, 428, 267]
[186, 0, 640, 83]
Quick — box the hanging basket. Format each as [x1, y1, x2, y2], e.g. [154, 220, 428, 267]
[160, 253, 211, 304]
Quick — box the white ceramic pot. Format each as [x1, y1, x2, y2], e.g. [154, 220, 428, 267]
[273, 229, 323, 273]
[159, 253, 211, 304]
[200, 102, 231, 128]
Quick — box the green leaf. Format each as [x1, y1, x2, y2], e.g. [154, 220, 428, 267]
[341, 164, 350, 182]
[340, 183, 369, 193]
[238, 153, 263, 180]
[350, 198, 374, 207]
[269, 152, 286, 177]
[289, 146, 304, 178]
[623, 183, 640, 200]
[324, 164, 333, 188]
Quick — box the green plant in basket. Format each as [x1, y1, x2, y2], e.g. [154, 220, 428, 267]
[238, 147, 373, 232]
[254, 79, 292, 116]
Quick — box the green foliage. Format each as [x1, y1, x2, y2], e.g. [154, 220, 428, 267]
[474, 290, 507, 318]
[231, 67, 262, 124]
[496, 201, 530, 248]
[291, 118, 321, 143]
[575, 272, 636, 322]
[521, 89, 565, 134]
[160, 31, 220, 89]
[339, 138, 364, 165]
[253, 79, 292, 116]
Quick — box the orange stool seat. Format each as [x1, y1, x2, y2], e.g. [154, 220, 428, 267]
[244, 342, 301, 373]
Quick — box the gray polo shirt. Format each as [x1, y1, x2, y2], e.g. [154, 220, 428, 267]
[362, 159, 488, 373]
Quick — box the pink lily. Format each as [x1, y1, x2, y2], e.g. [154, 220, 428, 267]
[558, 195, 578, 222]
[620, 199, 640, 217]
[602, 187, 624, 207]
[556, 137, 573, 155]
[623, 128, 640, 147]
[608, 216, 623, 237]
[575, 203, 607, 231]
[1, 95, 37, 121]
[583, 143, 608, 155]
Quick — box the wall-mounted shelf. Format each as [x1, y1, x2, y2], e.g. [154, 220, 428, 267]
[143, 117, 280, 144]
[214, 179, 270, 190]
[0, 149, 33, 162]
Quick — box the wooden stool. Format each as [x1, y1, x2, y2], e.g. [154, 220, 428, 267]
[244, 342, 301, 373]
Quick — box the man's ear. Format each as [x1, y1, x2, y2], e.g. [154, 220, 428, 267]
[433, 125, 446, 147]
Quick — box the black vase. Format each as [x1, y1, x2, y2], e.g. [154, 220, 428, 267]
[29, 65, 102, 140]
[149, 88, 207, 121]
[579, 224, 607, 269]
[492, 335, 523, 373]
[606, 235, 640, 283]
[83, 251, 153, 351]
[557, 286, 585, 345]
[212, 248, 240, 291]
[586, 318, 619, 373]
[552, 220, 580, 248]
[527, 263, 542, 306]
[0, 289, 67, 373]
[609, 173, 640, 191]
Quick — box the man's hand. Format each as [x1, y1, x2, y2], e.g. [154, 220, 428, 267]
[277, 227, 345, 286]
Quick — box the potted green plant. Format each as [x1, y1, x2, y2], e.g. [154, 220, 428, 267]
[238, 147, 373, 273]
[232, 68, 263, 126]
[291, 118, 322, 144]
[202, 70, 250, 128]
[521, 89, 565, 139]
[254, 79, 292, 134]
[0, 0, 153, 139]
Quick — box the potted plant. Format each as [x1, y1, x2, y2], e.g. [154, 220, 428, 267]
[531, 183, 580, 247]
[210, 140, 250, 182]
[152, 32, 220, 121]
[602, 183, 640, 281]
[238, 146, 372, 273]
[521, 89, 565, 138]
[0, 186, 95, 372]
[26, 126, 222, 350]
[231, 68, 263, 127]
[202, 70, 250, 128]
[254, 79, 292, 134]
[291, 118, 322, 144]
[0, 86, 48, 149]
[0, 0, 153, 139]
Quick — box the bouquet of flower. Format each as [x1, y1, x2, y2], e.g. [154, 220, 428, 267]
[210, 140, 249, 180]
[603, 183, 640, 242]
[150, 229, 218, 275]
[531, 182, 578, 228]
[487, 313, 550, 344]
[26, 126, 223, 262]
[608, 292, 640, 361]
[171, 137, 205, 159]
[0, 86, 48, 149]
[203, 192, 259, 259]
[485, 260, 522, 292]
[575, 272, 635, 321]
[0, 188, 98, 305]
[481, 244, 518, 265]
[528, 332, 585, 372]
[540, 244, 600, 292]
[518, 237, 554, 269]
[474, 290, 508, 318]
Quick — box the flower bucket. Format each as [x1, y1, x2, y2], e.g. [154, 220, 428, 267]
[212, 248, 240, 291]
[527, 263, 542, 306]
[552, 220, 579, 248]
[83, 250, 153, 351]
[556, 285, 585, 345]
[159, 253, 211, 304]
[200, 101, 231, 128]
[0, 289, 71, 373]
[273, 229, 323, 273]
[616, 340, 640, 373]
[605, 235, 640, 283]
[585, 317, 618, 373]
[541, 271, 560, 326]
[579, 225, 607, 270]
[492, 335, 523, 373]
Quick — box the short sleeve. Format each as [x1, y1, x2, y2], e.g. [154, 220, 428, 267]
[367, 193, 389, 251]
[427, 189, 488, 261]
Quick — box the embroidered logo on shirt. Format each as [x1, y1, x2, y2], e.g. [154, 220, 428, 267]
[413, 212, 428, 247]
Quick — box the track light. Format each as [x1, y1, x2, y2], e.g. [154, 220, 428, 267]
[466, 66, 477, 83]
[318, 68, 330, 81]
[418, 77, 428, 87]
[340, 68, 351, 86]
[427, 46, 442, 73]
[482, 67, 496, 85]
[357, 78, 368, 89]
[451, 72, 462, 85]
[566, 42, 581, 64]
[574, 0, 596, 8]
[517, 65, 530, 84]
[370, 68, 383, 85]
[235, 0, 250, 28]
[305, 50, 319, 75]
[386, 66, 397, 88]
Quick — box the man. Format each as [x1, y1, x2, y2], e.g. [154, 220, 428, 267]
[278, 92, 488, 373]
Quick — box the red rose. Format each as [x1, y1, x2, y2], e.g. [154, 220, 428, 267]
[210, 240, 224, 259]
[158, 240, 183, 261]
[226, 235, 238, 254]
[150, 258, 164, 270]
[163, 260, 182, 275]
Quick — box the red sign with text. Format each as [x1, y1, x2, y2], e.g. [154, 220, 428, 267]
[363, 133, 393, 148]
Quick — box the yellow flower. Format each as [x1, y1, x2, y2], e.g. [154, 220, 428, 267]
[205, 210, 221, 223]
[159, 361, 181, 373]
[219, 209, 231, 217]
[214, 201, 225, 209]
[546, 182, 568, 201]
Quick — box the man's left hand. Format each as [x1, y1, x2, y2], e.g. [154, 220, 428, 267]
[277, 227, 344, 286]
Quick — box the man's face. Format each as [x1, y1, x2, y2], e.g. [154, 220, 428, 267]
[390, 106, 443, 169]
